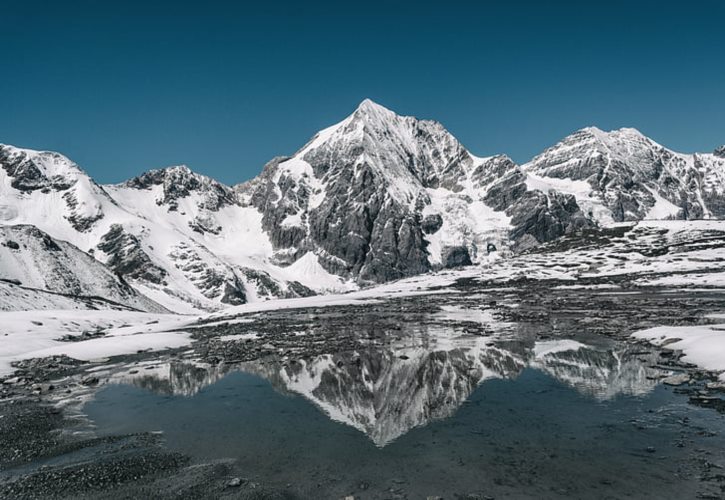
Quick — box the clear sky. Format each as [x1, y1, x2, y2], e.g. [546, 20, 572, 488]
[2, 0, 723, 185]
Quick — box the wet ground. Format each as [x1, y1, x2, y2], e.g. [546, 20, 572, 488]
[2, 276, 725, 499]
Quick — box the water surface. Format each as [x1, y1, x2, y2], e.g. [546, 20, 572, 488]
[84, 337, 725, 499]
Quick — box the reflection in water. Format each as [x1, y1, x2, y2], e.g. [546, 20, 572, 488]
[108, 336, 663, 447]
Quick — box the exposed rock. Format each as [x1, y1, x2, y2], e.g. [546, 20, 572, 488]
[442, 245, 472, 268]
[525, 127, 725, 221]
[227, 477, 243, 487]
[421, 214, 443, 234]
[123, 166, 237, 212]
[0, 225, 164, 312]
[0, 147, 76, 192]
[97, 224, 167, 285]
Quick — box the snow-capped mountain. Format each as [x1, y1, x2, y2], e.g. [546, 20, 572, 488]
[0, 145, 337, 313]
[1, 100, 723, 312]
[525, 127, 725, 223]
[238, 99, 592, 283]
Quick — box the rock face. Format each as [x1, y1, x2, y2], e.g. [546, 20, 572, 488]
[0, 147, 77, 192]
[97, 224, 167, 285]
[0, 144, 335, 313]
[442, 246, 472, 268]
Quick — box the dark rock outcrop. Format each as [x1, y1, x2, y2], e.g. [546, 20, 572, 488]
[421, 214, 443, 234]
[97, 224, 167, 285]
[123, 166, 237, 212]
[442, 246, 472, 268]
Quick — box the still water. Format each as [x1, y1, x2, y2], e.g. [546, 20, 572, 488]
[83, 337, 725, 499]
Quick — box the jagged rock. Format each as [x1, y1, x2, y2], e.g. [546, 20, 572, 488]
[421, 214, 443, 234]
[220, 281, 246, 306]
[2, 104, 724, 310]
[62, 191, 104, 232]
[238, 100, 596, 285]
[98, 224, 167, 285]
[286, 281, 316, 298]
[123, 165, 237, 212]
[0, 147, 76, 192]
[714, 145, 725, 158]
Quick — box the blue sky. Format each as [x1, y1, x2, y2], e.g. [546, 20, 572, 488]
[1, 0, 723, 184]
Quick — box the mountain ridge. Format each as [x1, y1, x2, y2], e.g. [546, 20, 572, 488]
[1, 100, 723, 312]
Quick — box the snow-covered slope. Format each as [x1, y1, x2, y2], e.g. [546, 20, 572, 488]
[0, 225, 165, 312]
[0, 145, 343, 312]
[524, 127, 725, 223]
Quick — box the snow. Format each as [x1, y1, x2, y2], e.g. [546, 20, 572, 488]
[205, 269, 465, 320]
[423, 188, 511, 265]
[283, 252, 355, 292]
[0, 310, 192, 376]
[644, 186, 681, 219]
[633, 319, 725, 381]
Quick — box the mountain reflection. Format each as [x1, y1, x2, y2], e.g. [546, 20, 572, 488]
[115, 337, 662, 447]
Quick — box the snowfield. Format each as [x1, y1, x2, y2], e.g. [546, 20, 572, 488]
[0, 310, 193, 376]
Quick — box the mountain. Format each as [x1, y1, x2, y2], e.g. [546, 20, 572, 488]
[237, 99, 592, 283]
[0, 145, 338, 313]
[1, 101, 722, 311]
[524, 126, 725, 223]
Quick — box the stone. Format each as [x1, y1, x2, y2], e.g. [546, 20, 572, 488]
[662, 373, 690, 386]
[227, 477, 243, 487]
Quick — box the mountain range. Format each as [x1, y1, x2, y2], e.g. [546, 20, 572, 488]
[1, 99, 723, 313]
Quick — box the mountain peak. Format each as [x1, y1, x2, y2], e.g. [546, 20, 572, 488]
[352, 99, 398, 123]
[714, 145, 725, 158]
[578, 126, 646, 140]
[355, 98, 393, 114]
